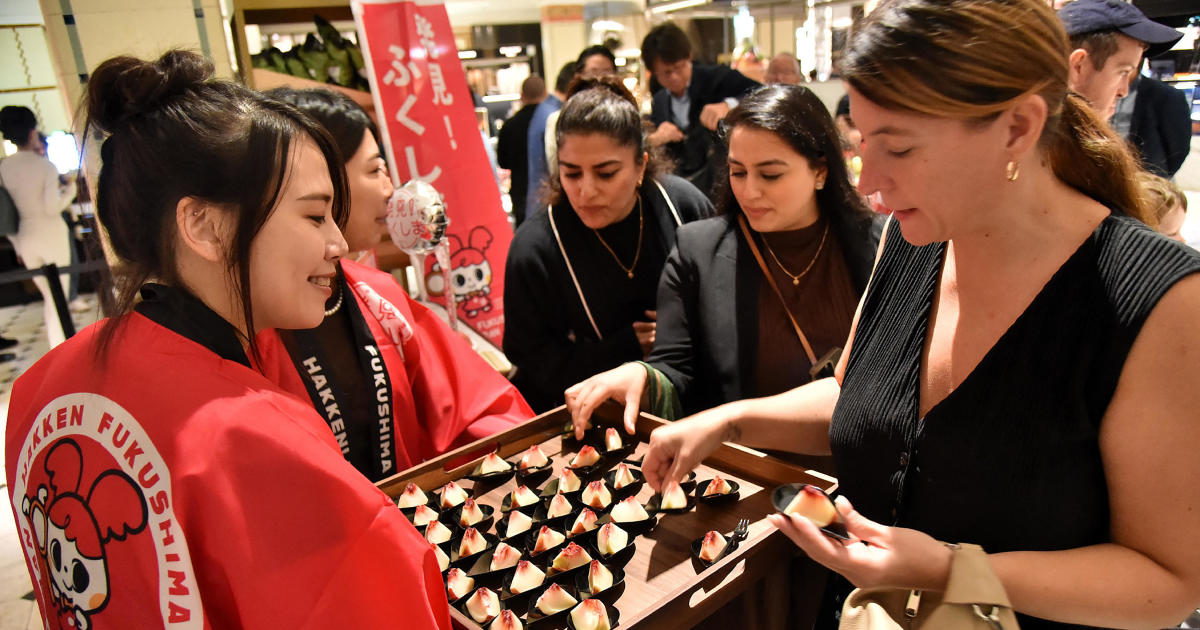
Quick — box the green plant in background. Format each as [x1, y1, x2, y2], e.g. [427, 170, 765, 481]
[250, 14, 371, 92]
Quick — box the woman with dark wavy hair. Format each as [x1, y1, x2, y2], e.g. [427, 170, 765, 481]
[504, 75, 710, 412]
[566, 84, 878, 439]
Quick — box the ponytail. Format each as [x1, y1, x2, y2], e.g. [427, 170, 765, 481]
[1045, 92, 1151, 225]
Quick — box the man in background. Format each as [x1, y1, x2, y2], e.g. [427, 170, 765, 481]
[763, 52, 803, 85]
[525, 62, 575, 219]
[642, 22, 759, 196]
[1058, 0, 1182, 121]
[498, 76, 546, 227]
[1113, 66, 1192, 178]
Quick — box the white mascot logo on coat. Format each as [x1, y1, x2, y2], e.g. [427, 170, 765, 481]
[428, 226, 494, 318]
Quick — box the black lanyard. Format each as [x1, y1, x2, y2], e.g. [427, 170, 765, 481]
[281, 275, 398, 481]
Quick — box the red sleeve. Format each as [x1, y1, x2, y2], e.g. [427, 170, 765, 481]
[175, 396, 452, 630]
[402, 293, 533, 454]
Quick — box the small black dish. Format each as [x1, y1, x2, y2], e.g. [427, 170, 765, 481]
[516, 462, 555, 484]
[595, 510, 658, 535]
[602, 467, 645, 499]
[544, 545, 595, 584]
[695, 478, 741, 504]
[564, 462, 603, 481]
[574, 563, 625, 601]
[403, 504, 441, 529]
[565, 601, 621, 630]
[589, 537, 637, 569]
[645, 492, 697, 515]
[690, 531, 739, 569]
[445, 502, 496, 531]
[444, 568, 477, 607]
[464, 462, 516, 485]
[525, 527, 568, 560]
[526, 583, 582, 628]
[770, 483, 850, 541]
[500, 572, 548, 616]
[501, 489, 545, 515]
[495, 512, 537, 542]
[449, 530, 497, 567]
[564, 515, 600, 547]
[434, 484, 471, 511]
[538, 478, 584, 502]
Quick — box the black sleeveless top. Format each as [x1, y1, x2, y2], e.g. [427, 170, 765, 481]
[830, 214, 1200, 630]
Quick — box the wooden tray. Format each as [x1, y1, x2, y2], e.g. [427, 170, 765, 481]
[378, 402, 836, 630]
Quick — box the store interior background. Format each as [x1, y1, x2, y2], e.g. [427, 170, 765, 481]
[0, 0, 1198, 628]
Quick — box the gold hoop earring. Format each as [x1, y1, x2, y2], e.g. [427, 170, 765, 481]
[815, 179, 825, 190]
[1005, 161, 1020, 182]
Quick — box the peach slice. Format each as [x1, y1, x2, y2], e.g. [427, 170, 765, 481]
[440, 481, 469, 509]
[434, 544, 450, 571]
[519, 445, 550, 470]
[425, 520, 453, 545]
[508, 560, 546, 595]
[546, 492, 574, 519]
[411, 504, 439, 528]
[698, 531, 727, 562]
[703, 474, 732, 497]
[510, 485, 541, 508]
[570, 509, 598, 536]
[596, 523, 629, 555]
[490, 542, 521, 571]
[660, 481, 688, 510]
[783, 485, 838, 528]
[459, 498, 486, 527]
[612, 463, 638, 490]
[533, 526, 566, 554]
[465, 587, 501, 624]
[604, 428, 623, 451]
[459, 527, 487, 557]
[569, 599, 611, 630]
[570, 445, 601, 468]
[478, 452, 512, 475]
[610, 497, 649, 523]
[490, 610, 523, 630]
[587, 560, 613, 593]
[505, 509, 534, 538]
[558, 467, 582, 492]
[446, 567, 475, 600]
[535, 583, 578, 615]
[397, 482, 428, 508]
[549, 542, 592, 574]
[581, 480, 612, 510]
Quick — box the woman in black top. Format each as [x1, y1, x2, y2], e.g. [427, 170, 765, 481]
[564, 85, 878, 433]
[504, 77, 710, 412]
[637, 0, 1200, 627]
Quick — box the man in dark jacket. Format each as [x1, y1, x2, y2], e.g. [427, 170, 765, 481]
[1126, 73, 1191, 178]
[497, 76, 546, 227]
[642, 22, 759, 197]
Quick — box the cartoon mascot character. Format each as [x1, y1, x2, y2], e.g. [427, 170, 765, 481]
[428, 226, 495, 318]
[20, 439, 148, 630]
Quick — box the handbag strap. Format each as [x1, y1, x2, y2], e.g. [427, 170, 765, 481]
[548, 205, 604, 340]
[736, 214, 818, 365]
[651, 178, 683, 227]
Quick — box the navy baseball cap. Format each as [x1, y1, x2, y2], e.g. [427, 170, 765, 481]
[1058, 0, 1183, 58]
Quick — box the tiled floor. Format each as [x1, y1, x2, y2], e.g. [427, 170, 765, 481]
[0, 293, 102, 630]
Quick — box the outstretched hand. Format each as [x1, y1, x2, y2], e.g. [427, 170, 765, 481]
[767, 496, 953, 592]
[564, 363, 648, 439]
[641, 410, 730, 493]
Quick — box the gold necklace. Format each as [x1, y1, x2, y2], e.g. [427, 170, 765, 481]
[761, 223, 829, 286]
[591, 195, 643, 279]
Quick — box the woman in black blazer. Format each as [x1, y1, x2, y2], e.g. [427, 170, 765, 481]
[565, 84, 878, 435]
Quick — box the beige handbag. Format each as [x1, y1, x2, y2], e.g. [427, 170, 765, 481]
[840, 544, 1020, 630]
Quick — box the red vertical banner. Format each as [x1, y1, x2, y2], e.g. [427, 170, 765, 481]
[353, 0, 509, 346]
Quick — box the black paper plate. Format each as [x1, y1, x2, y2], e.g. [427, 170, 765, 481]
[543, 543, 595, 584]
[525, 527, 568, 560]
[595, 509, 658, 535]
[444, 568, 477, 606]
[574, 563, 625, 601]
[464, 465, 515, 484]
[695, 479, 741, 504]
[589, 537, 637, 569]
[770, 483, 850, 541]
[495, 511, 537, 541]
[502, 560, 550, 606]
[500, 488, 545, 515]
[566, 601, 621, 630]
[449, 530, 497, 567]
[404, 504, 441, 529]
[434, 484, 471, 511]
[532, 500, 576, 531]
[645, 492, 697, 515]
[690, 531, 739, 569]
[465, 542, 524, 580]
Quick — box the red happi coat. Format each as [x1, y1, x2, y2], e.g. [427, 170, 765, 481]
[257, 259, 531, 475]
[5, 314, 452, 630]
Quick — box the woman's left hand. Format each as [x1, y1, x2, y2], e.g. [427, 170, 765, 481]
[766, 496, 953, 592]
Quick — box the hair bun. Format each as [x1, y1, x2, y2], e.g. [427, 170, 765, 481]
[87, 49, 213, 132]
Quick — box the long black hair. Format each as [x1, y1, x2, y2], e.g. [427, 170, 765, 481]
[86, 50, 349, 360]
[716, 84, 875, 287]
[265, 87, 379, 166]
